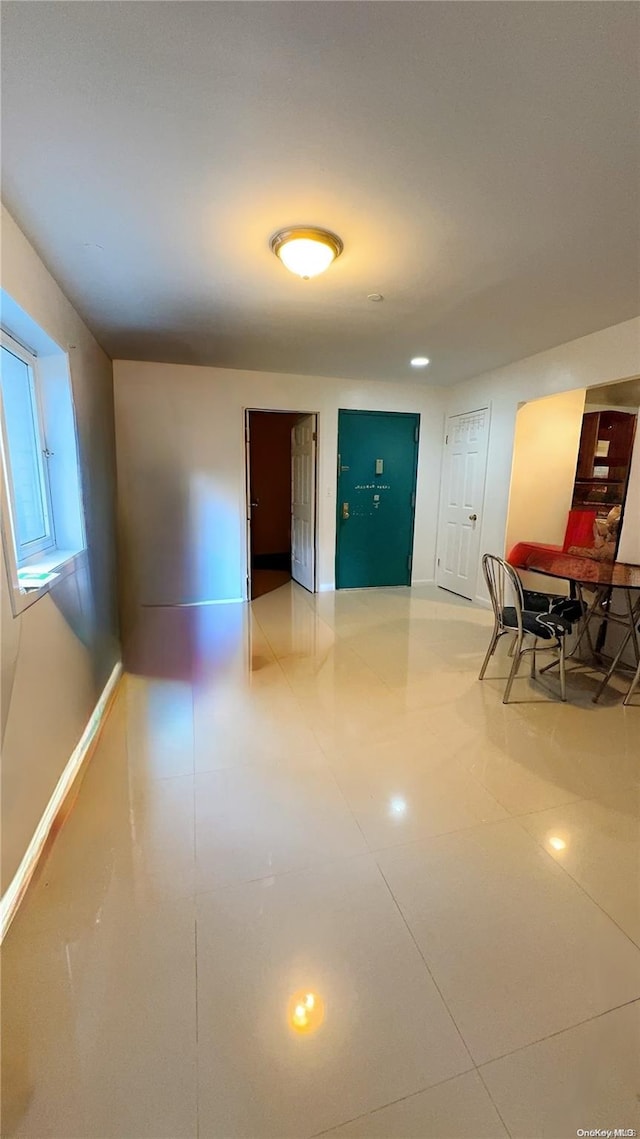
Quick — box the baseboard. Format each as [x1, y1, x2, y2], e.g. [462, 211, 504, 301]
[0, 659, 123, 943]
[144, 598, 245, 607]
[318, 581, 437, 592]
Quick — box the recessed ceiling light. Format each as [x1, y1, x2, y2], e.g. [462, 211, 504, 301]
[270, 227, 343, 279]
[410, 356, 430, 367]
[367, 293, 384, 302]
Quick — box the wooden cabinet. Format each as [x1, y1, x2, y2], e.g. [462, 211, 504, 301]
[572, 410, 636, 514]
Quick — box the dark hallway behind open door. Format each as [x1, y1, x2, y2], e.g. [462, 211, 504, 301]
[246, 410, 317, 599]
[248, 411, 300, 598]
[336, 410, 420, 589]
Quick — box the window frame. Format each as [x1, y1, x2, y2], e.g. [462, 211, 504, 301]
[0, 329, 57, 566]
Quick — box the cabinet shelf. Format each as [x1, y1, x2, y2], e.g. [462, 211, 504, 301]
[571, 407, 636, 538]
[575, 477, 625, 485]
[574, 411, 636, 520]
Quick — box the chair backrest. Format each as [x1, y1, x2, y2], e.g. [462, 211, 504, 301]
[482, 554, 525, 634]
[563, 508, 597, 552]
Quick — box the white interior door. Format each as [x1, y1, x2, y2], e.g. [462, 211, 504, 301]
[436, 408, 490, 599]
[291, 415, 316, 591]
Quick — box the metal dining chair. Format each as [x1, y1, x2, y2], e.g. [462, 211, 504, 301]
[523, 587, 589, 674]
[521, 589, 586, 626]
[592, 619, 640, 705]
[479, 554, 571, 703]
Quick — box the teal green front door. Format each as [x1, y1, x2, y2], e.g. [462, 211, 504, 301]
[336, 410, 420, 589]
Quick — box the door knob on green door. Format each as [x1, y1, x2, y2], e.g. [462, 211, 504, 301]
[342, 502, 350, 520]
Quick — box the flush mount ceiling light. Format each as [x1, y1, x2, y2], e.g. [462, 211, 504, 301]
[410, 356, 430, 367]
[270, 227, 343, 279]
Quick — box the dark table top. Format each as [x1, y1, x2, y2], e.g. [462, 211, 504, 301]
[508, 542, 640, 590]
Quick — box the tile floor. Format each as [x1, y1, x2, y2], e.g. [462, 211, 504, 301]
[2, 583, 639, 1138]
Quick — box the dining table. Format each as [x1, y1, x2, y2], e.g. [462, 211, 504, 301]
[507, 542, 640, 679]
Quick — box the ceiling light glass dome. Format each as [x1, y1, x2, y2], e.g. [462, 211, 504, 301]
[270, 227, 343, 279]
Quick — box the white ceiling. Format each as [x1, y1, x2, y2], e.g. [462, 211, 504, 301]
[2, 1, 639, 386]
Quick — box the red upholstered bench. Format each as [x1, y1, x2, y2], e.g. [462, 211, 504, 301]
[507, 510, 598, 569]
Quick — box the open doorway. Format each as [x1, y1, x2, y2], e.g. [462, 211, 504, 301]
[245, 409, 318, 600]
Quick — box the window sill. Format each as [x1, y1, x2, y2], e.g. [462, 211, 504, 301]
[10, 548, 87, 615]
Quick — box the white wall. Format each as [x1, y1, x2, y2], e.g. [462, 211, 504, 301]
[113, 361, 447, 618]
[618, 425, 640, 563]
[115, 320, 638, 619]
[444, 317, 640, 602]
[1, 205, 120, 891]
[506, 388, 586, 553]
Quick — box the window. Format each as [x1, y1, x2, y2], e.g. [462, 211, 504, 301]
[0, 332, 55, 565]
[0, 293, 87, 612]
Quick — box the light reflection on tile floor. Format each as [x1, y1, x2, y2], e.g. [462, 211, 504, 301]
[2, 582, 639, 1138]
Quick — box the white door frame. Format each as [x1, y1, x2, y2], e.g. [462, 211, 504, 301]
[435, 405, 491, 603]
[244, 408, 319, 601]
